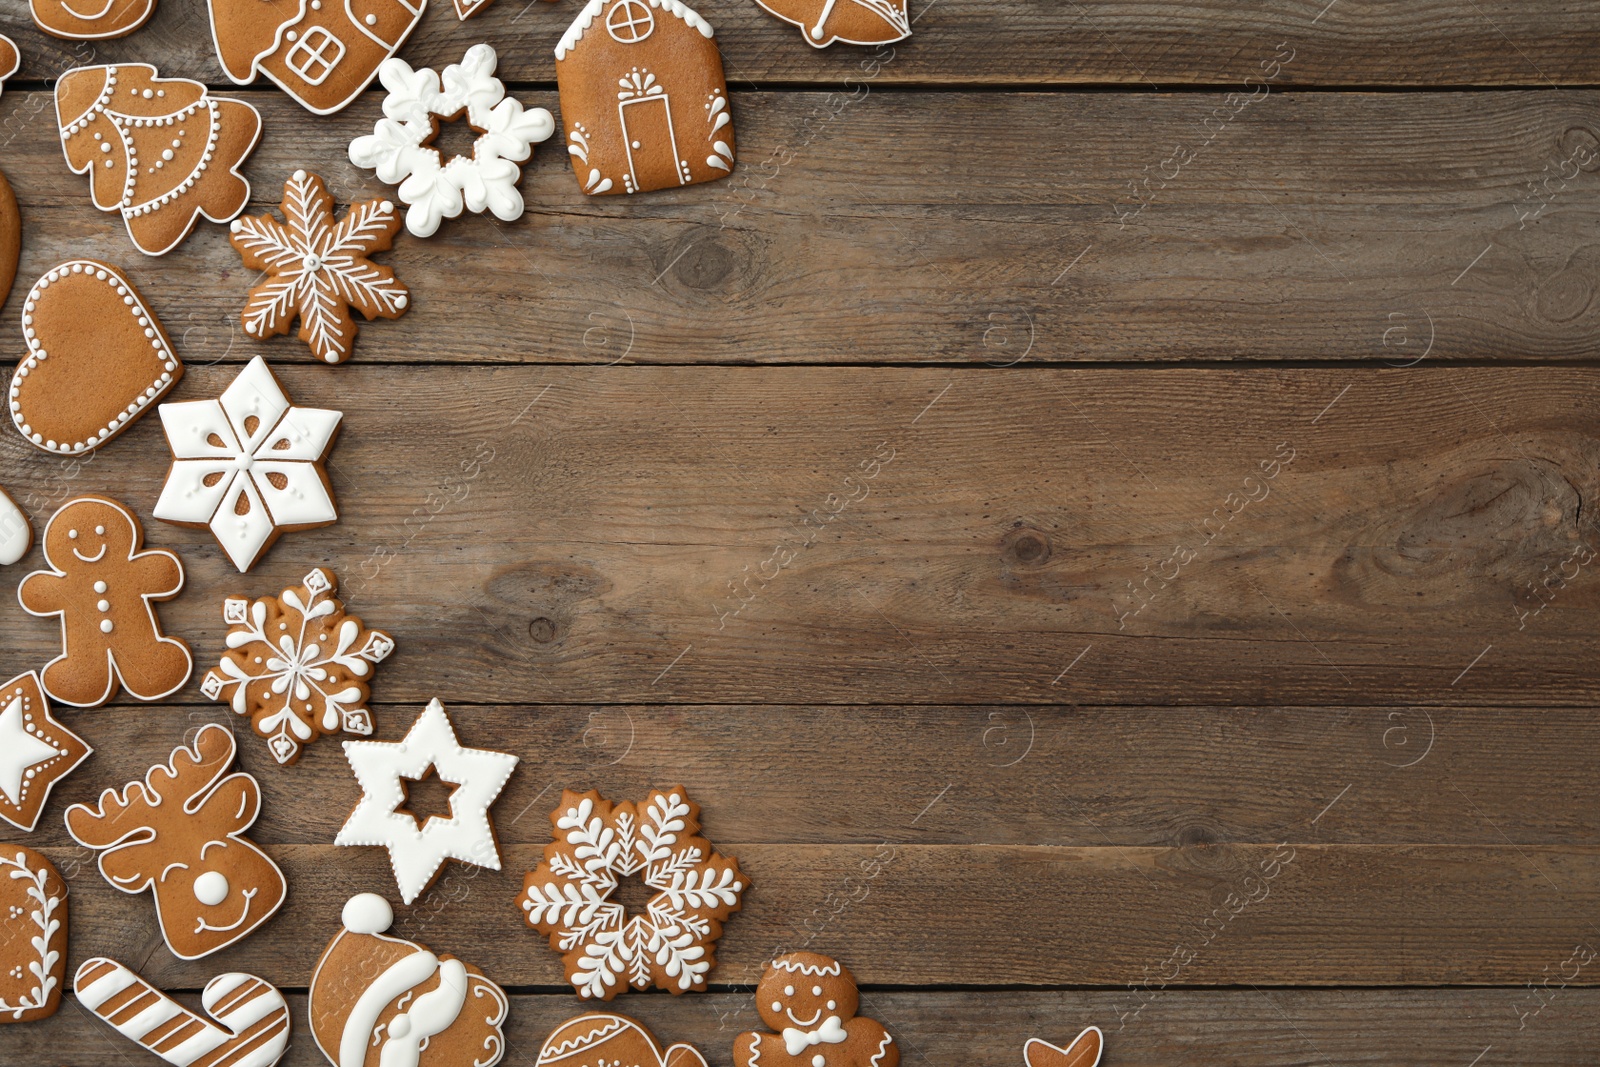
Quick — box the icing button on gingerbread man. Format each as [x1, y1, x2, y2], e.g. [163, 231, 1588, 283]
[736, 953, 897, 1067]
[18, 497, 192, 707]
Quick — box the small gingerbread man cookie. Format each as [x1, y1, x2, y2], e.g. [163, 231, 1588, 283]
[18, 497, 191, 707]
[736, 954, 897, 1067]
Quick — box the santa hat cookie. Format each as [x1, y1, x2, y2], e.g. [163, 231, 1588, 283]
[309, 893, 509, 1067]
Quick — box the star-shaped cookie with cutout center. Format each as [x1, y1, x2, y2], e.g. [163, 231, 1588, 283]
[335, 699, 518, 904]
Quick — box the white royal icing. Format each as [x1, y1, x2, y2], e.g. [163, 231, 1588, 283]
[335, 699, 518, 904]
[0, 488, 27, 565]
[0, 690, 62, 806]
[349, 44, 554, 237]
[342, 891, 394, 935]
[74, 958, 290, 1067]
[153, 356, 341, 572]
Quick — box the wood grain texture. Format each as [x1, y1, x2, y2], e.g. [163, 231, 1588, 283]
[0, 364, 1593, 707]
[5, 0, 1600, 87]
[11, 704, 1596, 849]
[1, 90, 1598, 363]
[9, 990, 1600, 1066]
[16, 841, 1600, 988]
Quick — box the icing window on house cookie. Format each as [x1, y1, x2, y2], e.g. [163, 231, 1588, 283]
[606, 0, 655, 43]
[286, 28, 346, 85]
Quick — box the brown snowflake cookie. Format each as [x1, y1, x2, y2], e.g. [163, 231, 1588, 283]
[735, 954, 897, 1067]
[310, 893, 508, 1067]
[64, 724, 286, 960]
[201, 567, 395, 765]
[554, 0, 734, 195]
[31, 0, 154, 40]
[0, 845, 66, 1024]
[17, 497, 191, 708]
[0, 671, 92, 832]
[11, 260, 183, 456]
[1024, 1028, 1103, 1067]
[229, 170, 409, 365]
[539, 1013, 708, 1067]
[207, 0, 423, 116]
[55, 64, 261, 256]
[520, 787, 748, 1000]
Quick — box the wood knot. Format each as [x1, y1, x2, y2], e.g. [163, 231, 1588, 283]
[1003, 526, 1052, 568]
[672, 236, 737, 289]
[528, 616, 557, 643]
[1560, 125, 1600, 172]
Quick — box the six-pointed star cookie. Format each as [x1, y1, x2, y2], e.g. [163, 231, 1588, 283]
[0, 671, 91, 831]
[335, 699, 518, 904]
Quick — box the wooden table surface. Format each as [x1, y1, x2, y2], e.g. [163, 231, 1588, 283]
[3, 0, 1600, 1063]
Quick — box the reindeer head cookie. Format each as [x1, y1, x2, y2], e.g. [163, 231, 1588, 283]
[65, 723, 286, 959]
[736, 954, 896, 1067]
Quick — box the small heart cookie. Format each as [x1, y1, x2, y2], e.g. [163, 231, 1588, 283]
[11, 260, 182, 455]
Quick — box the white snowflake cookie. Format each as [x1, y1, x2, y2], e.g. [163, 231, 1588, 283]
[153, 356, 341, 572]
[348, 44, 555, 237]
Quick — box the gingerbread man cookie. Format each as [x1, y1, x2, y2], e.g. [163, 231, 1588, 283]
[735, 954, 897, 1067]
[18, 497, 191, 707]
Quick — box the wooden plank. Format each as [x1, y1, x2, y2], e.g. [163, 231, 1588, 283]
[7, 989, 1600, 1066]
[16, 841, 1600, 988]
[1, 90, 1597, 363]
[15, 704, 1600, 849]
[6, 0, 1600, 87]
[0, 364, 1593, 707]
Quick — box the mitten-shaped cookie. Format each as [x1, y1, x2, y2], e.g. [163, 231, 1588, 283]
[18, 497, 190, 707]
[735, 954, 897, 1067]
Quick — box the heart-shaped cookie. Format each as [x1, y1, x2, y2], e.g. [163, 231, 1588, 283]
[11, 260, 182, 455]
[0, 845, 67, 1024]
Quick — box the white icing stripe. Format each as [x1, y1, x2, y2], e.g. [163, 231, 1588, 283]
[211, 986, 285, 1032]
[162, 1024, 231, 1066]
[76, 963, 138, 1009]
[231, 1030, 291, 1067]
[339, 949, 439, 1067]
[116, 996, 186, 1040]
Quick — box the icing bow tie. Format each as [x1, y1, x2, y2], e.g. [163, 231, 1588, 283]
[783, 1016, 848, 1056]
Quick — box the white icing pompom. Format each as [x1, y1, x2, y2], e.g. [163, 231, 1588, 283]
[343, 892, 394, 934]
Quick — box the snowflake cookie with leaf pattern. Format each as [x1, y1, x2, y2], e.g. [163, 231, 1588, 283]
[348, 43, 555, 237]
[519, 787, 748, 1000]
[200, 568, 394, 766]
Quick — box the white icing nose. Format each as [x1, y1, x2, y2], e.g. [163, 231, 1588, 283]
[193, 870, 230, 906]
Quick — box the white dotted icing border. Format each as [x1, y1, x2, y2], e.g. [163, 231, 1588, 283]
[11, 261, 178, 455]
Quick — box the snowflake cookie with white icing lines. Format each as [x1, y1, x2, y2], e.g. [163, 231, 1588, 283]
[520, 787, 748, 1000]
[336, 699, 519, 904]
[201, 568, 394, 766]
[348, 44, 555, 238]
[228, 169, 410, 365]
[153, 356, 341, 572]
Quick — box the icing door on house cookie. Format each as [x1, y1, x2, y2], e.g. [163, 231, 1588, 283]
[621, 91, 681, 192]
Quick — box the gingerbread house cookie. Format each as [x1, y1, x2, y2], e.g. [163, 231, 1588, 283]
[554, 0, 735, 195]
[206, 0, 424, 116]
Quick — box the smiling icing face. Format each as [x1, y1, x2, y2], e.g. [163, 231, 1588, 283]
[45, 499, 132, 571]
[756, 952, 859, 1033]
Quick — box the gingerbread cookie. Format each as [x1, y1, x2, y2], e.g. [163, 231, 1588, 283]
[0, 671, 91, 832]
[229, 170, 410, 365]
[0, 37, 16, 98]
[0, 167, 22, 314]
[31, 0, 155, 40]
[201, 567, 394, 765]
[154, 356, 341, 572]
[736, 954, 896, 1067]
[750, 0, 908, 48]
[554, 0, 734, 195]
[207, 0, 424, 116]
[348, 44, 556, 237]
[520, 787, 748, 1000]
[309, 892, 509, 1067]
[540, 1014, 708, 1067]
[0, 486, 31, 566]
[76, 958, 290, 1065]
[55, 64, 262, 256]
[12, 260, 183, 455]
[18, 497, 191, 707]
[1024, 1028, 1103, 1067]
[65, 723, 286, 959]
[0, 846, 66, 1024]
[336, 700, 517, 904]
